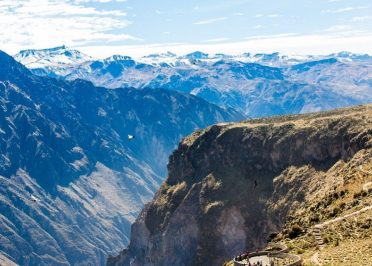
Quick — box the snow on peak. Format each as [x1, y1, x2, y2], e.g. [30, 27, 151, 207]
[185, 51, 209, 60]
[15, 45, 93, 69]
[328, 51, 372, 61]
[106, 55, 133, 62]
[143, 51, 177, 59]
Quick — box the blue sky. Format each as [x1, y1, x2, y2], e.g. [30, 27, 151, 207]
[1, 0, 372, 57]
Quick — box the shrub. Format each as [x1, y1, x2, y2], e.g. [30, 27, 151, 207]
[267, 232, 278, 242]
[310, 214, 320, 223]
[351, 199, 359, 207]
[296, 248, 305, 254]
[360, 221, 370, 229]
[322, 234, 331, 244]
[288, 224, 303, 239]
[330, 207, 340, 217]
[275, 233, 284, 241]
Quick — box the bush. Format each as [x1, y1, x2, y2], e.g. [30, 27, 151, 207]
[296, 248, 305, 254]
[360, 221, 370, 229]
[351, 199, 359, 207]
[310, 214, 320, 223]
[330, 207, 340, 217]
[275, 233, 284, 241]
[288, 224, 303, 239]
[323, 234, 331, 244]
[267, 232, 278, 242]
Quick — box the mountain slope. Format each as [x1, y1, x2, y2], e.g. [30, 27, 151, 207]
[108, 104, 372, 266]
[0, 51, 242, 265]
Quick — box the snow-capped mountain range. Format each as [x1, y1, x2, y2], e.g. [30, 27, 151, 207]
[15, 45, 372, 69]
[14, 46, 372, 117]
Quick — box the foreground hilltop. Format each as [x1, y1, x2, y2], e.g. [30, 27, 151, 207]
[108, 104, 372, 266]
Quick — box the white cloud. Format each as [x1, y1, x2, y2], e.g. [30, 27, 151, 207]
[254, 14, 281, 18]
[325, 25, 353, 32]
[351, 16, 372, 22]
[322, 6, 370, 13]
[267, 14, 281, 18]
[245, 33, 299, 40]
[75, 0, 127, 2]
[203, 38, 231, 43]
[194, 17, 228, 25]
[0, 0, 139, 54]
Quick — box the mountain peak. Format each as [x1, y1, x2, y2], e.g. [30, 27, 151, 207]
[333, 51, 354, 58]
[15, 45, 93, 70]
[185, 51, 209, 60]
[144, 51, 177, 58]
[18, 45, 68, 55]
[105, 54, 133, 61]
[329, 51, 372, 61]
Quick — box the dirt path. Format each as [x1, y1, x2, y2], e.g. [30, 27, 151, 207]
[315, 205, 372, 228]
[311, 205, 372, 265]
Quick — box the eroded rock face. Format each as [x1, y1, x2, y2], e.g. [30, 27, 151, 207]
[108, 105, 372, 266]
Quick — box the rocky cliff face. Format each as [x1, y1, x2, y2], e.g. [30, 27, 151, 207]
[108, 104, 372, 266]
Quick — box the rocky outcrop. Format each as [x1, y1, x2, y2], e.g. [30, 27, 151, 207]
[108, 104, 372, 266]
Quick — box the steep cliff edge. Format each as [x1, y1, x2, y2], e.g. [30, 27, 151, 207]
[108, 104, 372, 266]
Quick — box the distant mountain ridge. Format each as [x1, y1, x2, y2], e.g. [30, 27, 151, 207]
[0, 50, 241, 265]
[14, 47, 372, 117]
[14, 46, 372, 68]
